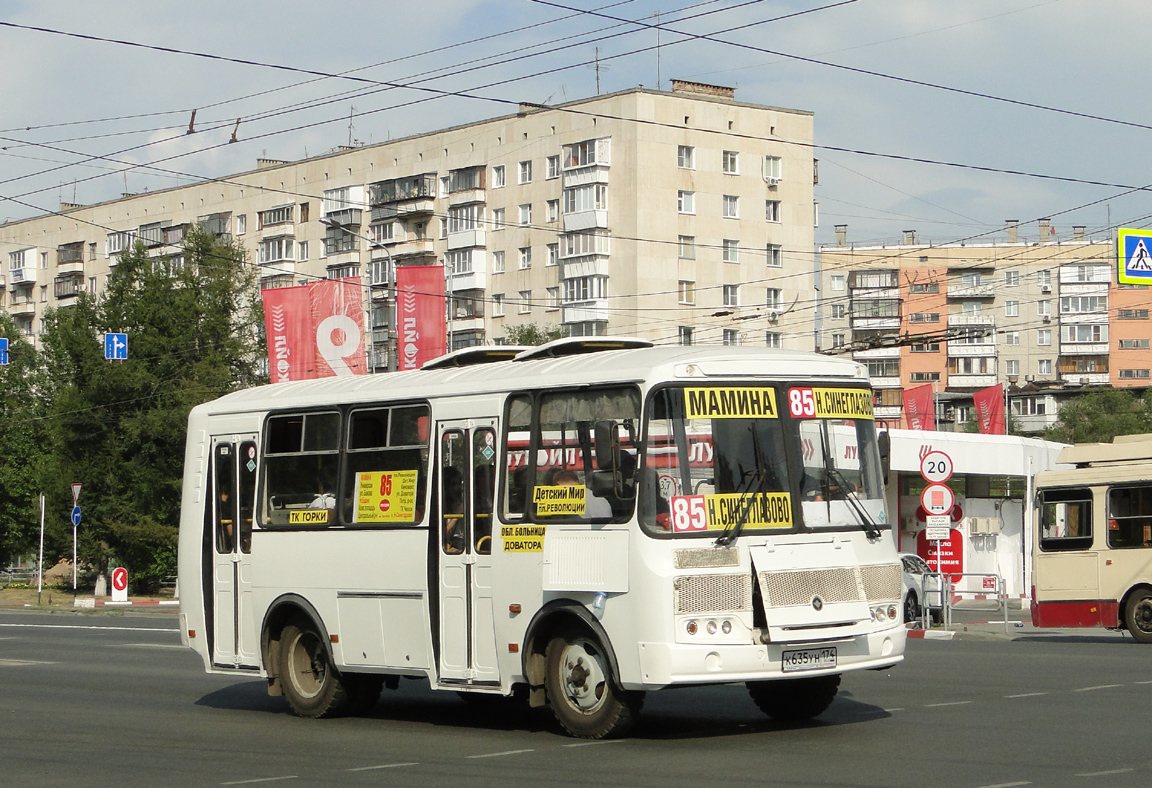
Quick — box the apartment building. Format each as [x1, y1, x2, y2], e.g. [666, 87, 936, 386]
[1, 82, 817, 366]
[818, 221, 1152, 431]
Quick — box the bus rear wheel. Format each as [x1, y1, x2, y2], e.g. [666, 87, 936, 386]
[278, 621, 352, 718]
[1124, 590, 1152, 643]
[545, 624, 643, 739]
[747, 674, 841, 721]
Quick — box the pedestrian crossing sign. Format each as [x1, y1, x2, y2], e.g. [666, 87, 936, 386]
[1118, 228, 1152, 285]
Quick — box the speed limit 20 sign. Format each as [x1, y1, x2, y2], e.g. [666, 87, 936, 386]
[920, 450, 954, 484]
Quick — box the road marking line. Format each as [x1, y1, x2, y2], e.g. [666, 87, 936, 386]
[466, 749, 535, 759]
[1006, 692, 1048, 698]
[347, 762, 419, 772]
[220, 777, 297, 785]
[883, 708, 904, 712]
[924, 701, 973, 707]
[0, 659, 57, 666]
[1074, 684, 1122, 692]
[975, 782, 1031, 788]
[1077, 768, 1134, 777]
[563, 740, 627, 748]
[1134, 680, 1152, 685]
[0, 623, 177, 633]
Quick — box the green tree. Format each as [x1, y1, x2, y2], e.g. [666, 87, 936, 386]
[39, 228, 265, 589]
[0, 314, 48, 565]
[504, 322, 564, 346]
[1043, 389, 1152, 445]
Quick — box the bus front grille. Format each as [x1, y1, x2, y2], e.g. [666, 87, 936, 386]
[859, 563, 902, 602]
[759, 568, 861, 608]
[673, 546, 740, 569]
[674, 573, 752, 614]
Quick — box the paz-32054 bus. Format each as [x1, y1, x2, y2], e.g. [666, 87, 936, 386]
[177, 339, 905, 738]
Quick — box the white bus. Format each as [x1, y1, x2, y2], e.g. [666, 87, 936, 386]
[177, 339, 906, 738]
[1032, 434, 1152, 642]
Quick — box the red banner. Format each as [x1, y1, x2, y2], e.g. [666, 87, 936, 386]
[903, 384, 934, 431]
[973, 383, 1006, 435]
[261, 278, 367, 383]
[395, 265, 447, 370]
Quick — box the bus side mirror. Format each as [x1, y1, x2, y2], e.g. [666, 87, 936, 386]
[878, 431, 891, 486]
[594, 420, 619, 472]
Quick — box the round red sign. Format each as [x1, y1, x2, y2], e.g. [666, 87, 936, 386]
[111, 567, 128, 592]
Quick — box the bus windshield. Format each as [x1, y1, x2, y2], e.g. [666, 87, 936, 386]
[639, 383, 886, 536]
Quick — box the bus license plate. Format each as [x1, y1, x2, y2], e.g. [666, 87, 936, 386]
[781, 647, 837, 673]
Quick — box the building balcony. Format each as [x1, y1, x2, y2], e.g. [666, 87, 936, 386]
[562, 164, 610, 187]
[874, 405, 903, 421]
[260, 223, 295, 239]
[948, 374, 998, 388]
[1059, 342, 1108, 355]
[852, 346, 901, 360]
[1061, 372, 1110, 385]
[53, 275, 85, 300]
[57, 261, 84, 275]
[8, 267, 36, 286]
[849, 286, 900, 300]
[947, 342, 997, 357]
[10, 302, 36, 316]
[850, 316, 901, 331]
[0, 274, 6, 288]
[947, 314, 995, 327]
[946, 283, 996, 298]
[449, 270, 487, 291]
[390, 239, 435, 259]
[449, 316, 486, 333]
[563, 300, 611, 323]
[561, 256, 610, 278]
[447, 229, 485, 250]
[870, 376, 901, 389]
[448, 189, 485, 206]
[562, 210, 609, 232]
[260, 260, 296, 276]
[372, 198, 436, 222]
[1059, 281, 1107, 296]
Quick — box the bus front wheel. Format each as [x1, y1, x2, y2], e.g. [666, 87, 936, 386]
[278, 621, 352, 718]
[544, 624, 643, 739]
[1124, 590, 1152, 643]
[747, 674, 841, 721]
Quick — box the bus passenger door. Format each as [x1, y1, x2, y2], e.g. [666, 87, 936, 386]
[436, 420, 500, 685]
[210, 436, 260, 668]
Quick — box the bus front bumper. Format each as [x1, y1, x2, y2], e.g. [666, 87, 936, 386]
[630, 626, 905, 689]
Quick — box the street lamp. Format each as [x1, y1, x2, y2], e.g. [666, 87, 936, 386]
[319, 216, 396, 372]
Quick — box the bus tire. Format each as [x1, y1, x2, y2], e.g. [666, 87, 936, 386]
[278, 620, 351, 718]
[747, 674, 841, 721]
[345, 674, 384, 715]
[1124, 590, 1152, 643]
[545, 623, 643, 739]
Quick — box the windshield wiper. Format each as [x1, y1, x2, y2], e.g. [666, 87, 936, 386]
[816, 422, 881, 539]
[714, 467, 765, 547]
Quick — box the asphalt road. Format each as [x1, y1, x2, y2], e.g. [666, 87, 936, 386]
[2, 609, 1150, 787]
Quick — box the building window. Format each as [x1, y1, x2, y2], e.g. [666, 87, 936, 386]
[1038, 359, 1053, 376]
[723, 195, 739, 219]
[519, 204, 532, 226]
[908, 312, 940, 323]
[259, 237, 294, 264]
[563, 138, 609, 169]
[764, 155, 782, 181]
[1119, 309, 1150, 319]
[258, 204, 294, 228]
[1005, 331, 1020, 346]
[519, 247, 532, 269]
[1061, 324, 1107, 343]
[722, 150, 739, 174]
[949, 357, 996, 375]
[518, 290, 532, 314]
[831, 303, 846, 319]
[547, 199, 559, 223]
[1037, 300, 1051, 316]
[547, 243, 559, 267]
[867, 360, 900, 378]
[492, 250, 505, 274]
[723, 239, 739, 263]
[492, 165, 506, 188]
[678, 326, 694, 346]
[723, 284, 739, 307]
[910, 371, 940, 383]
[1005, 359, 1020, 376]
[448, 204, 484, 233]
[765, 331, 782, 348]
[677, 145, 695, 169]
[1005, 300, 1020, 317]
[1037, 269, 1051, 286]
[910, 342, 940, 353]
[831, 333, 846, 348]
[766, 244, 782, 267]
[677, 190, 695, 214]
[765, 200, 781, 222]
[493, 294, 505, 316]
[445, 249, 474, 275]
[561, 230, 610, 257]
[563, 276, 608, 302]
[236, 214, 247, 235]
[678, 280, 695, 305]
[439, 176, 449, 197]
[1005, 270, 1019, 286]
[1061, 295, 1108, 314]
[1120, 339, 1151, 349]
[547, 287, 560, 310]
[518, 160, 532, 184]
[962, 301, 983, 315]
[766, 288, 781, 310]
[492, 208, 505, 231]
[546, 155, 560, 179]
[678, 235, 695, 259]
[723, 329, 740, 346]
[1037, 329, 1052, 346]
[563, 183, 608, 214]
[830, 275, 845, 291]
[909, 282, 939, 294]
[1120, 369, 1152, 379]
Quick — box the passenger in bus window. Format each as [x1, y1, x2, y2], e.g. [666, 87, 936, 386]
[442, 467, 466, 554]
[309, 480, 336, 510]
[553, 468, 613, 519]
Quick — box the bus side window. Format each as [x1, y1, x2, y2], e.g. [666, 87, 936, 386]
[502, 394, 532, 519]
[215, 444, 235, 553]
[344, 405, 430, 526]
[474, 428, 496, 554]
[1108, 486, 1152, 548]
[1039, 487, 1093, 551]
[262, 412, 341, 527]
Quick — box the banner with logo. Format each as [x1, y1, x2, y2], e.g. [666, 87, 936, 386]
[261, 277, 367, 383]
[395, 265, 447, 370]
[973, 383, 1006, 435]
[903, 384, 935, 431]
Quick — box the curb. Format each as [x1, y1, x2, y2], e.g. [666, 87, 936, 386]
[907, 629, 956, 640]
[72, 599, 179, 608]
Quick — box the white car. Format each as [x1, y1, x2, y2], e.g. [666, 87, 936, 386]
[900, 552, 933, 624]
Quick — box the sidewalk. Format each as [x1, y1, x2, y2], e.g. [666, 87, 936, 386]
[907, 601, 1131, 642]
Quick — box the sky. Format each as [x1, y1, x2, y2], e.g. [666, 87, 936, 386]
[1, 0, 1150, 248]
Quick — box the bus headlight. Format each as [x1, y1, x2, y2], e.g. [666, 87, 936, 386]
[706, 620, 718, 635]
[721, 620, 732, 635]
[686, 620, 698, 635]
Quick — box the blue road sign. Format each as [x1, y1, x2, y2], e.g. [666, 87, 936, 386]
[104, 332, 128, 360]
[71, 506, 81, 527]
[0, 337, 8, 366]
[1118, 228, 1152, 285]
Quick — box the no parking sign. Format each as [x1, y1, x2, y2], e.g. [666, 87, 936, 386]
[111, 567, 128, 603]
